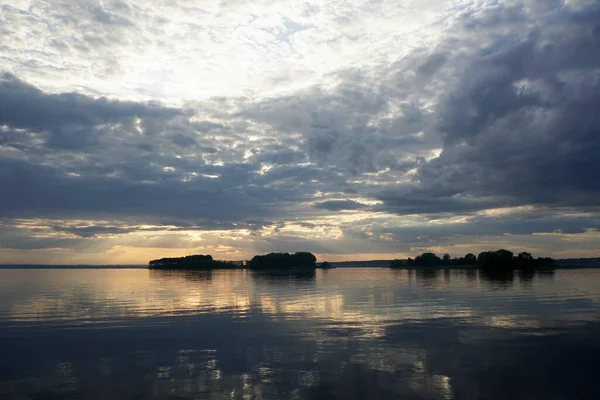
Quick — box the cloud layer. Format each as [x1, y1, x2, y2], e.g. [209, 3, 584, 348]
[1, 0, 600, 263]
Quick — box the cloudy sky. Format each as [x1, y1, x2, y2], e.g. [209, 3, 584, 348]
[1, 0, 599, 264]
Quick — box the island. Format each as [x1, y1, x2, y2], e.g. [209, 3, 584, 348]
[148, 254, 242, 270]
[247, 252, 317, 269]
[148, 252, 317, 270]
[390, 249, 555, 270]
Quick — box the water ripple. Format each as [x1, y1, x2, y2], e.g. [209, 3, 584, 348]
[0, 268, 599, 399]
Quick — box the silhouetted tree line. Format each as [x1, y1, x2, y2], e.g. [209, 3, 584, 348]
[247, 252, 317, 269]
[390, 250, 554, 269]
[149, 254, 241, 270]
[149, 252, 317, 270]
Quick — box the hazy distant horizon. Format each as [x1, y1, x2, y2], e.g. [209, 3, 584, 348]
[2, 257, 599, 269]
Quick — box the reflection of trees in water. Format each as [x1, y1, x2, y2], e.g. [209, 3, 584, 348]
[148, 268, 319, 284]
[396, 267, 555, 289]
[465, 268, 478, 282]
[397, 268, 479, 287]
[149, 269, 213, 282]
[443, 269, 452, 283]
[518, 268, 556, 287]
[251, 269, 316, 284]
[415, 269, 441, 287]
[391, 269, 410, 283]
[448, 268, 478, 283]
[536, 268, 556, 281]
[478, 268, 515, 287]
[518, 269, 536, 285]
[478, 268, 556, 288]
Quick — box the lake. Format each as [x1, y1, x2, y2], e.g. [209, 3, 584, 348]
[1, 267, 599, 399]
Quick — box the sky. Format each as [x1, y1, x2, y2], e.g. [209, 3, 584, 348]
[1, 0, 599, 264]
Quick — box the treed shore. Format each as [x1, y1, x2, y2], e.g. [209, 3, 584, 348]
[390, 250, 555, 270]
[148, 252, 323, 270]
[148, 249, 566, 271]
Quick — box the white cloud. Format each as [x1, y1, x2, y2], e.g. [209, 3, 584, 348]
[1, 0, 475, 103]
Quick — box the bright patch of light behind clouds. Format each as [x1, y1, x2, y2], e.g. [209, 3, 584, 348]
[3, 0, 462, 103]
[1, 0, 600, 263]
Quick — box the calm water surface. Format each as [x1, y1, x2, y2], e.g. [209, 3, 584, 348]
[1, 268, 599, 399]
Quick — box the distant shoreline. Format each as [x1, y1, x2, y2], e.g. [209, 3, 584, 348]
[0, 264, 598, 270]
[0, 265, 147, 269]
[388, 264, 599, 270]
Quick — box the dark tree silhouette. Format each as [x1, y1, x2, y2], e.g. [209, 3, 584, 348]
[150, 252, 319, 270]
[248, 252, 317, 269]
[148, 254, 241, 270]
[414, 252, 442, 266]
[463, 253, 477, 265]
[477, 249, 514, 268]
[442, 254, 451, 265]
[390, 250, 554, 269]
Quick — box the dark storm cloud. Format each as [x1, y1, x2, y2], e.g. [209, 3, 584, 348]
[378, 1, 600, 216]
[254, 149, 308, 166]
[238, 70, 436, 176]
[0, 74, 186, 153]
[0, 74, 180, 132]
[314, 200, 369, 211]
[0, 219, 204, 252]
[0, 74, 345, 228]
[375, 189, 505, 216]
[368, 214, 600, 244]
[0, 234, 81, 251]
[51, 225, 132, 238]
[0, 157, 304, 222]
[416, 53, 447, 77]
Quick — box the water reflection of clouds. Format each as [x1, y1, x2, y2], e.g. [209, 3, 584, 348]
[1, 268, 600, 399]
[3, 269, 600, 330]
